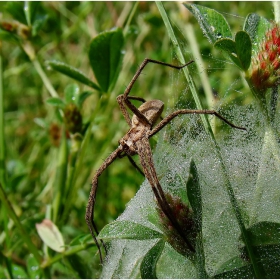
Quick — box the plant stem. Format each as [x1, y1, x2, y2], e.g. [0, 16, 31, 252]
[0, 40, 13, 276]
[61, 98, 102, 223]
[41, 241, 95, 268]
[64, 137, 80, 201]
[123, 2, 139, 36]
[32, 59, 59, 98]
[156, 2, 264, 277]
[0, 183, 43, 263]
[176, 19, 217, 132]
[53, 129, 68, 223]
[156, 3, 207, 123]
[0, 39, 6, 190]
[183, 23, 214, 110]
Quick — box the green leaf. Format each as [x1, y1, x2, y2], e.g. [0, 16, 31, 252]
[246, 221, 280, 246]
[156, 243, 195, 278]
[214, 261, 253, 279]
[214, 38, 242, 68]
[77, 91, 93, 108]
[24, 2, 40, 26]
[46, 60, 101, 91]
[26, 254, 41, 279]
[32, 14, 48, 37]
[67, 254, 90, 279]
[215, 255, 253, 278]
[184, 3, 232, 44]
[98, 220, 163, 241]
[214, 33, 252, 71]
[235, 31, 252, 70]
[46, 97, 65, 108]
[11, 264, 29, 279]
[0, 29, 19, 43]
[64, 84, 80, 105]
[186, 161, 208, 278]
[140, 239, 165, 279]
[69, 234, 92, 246]
[237, 222, 280, 278]
[243, 13, 271, 54]
[36, 219, 65, 252]
[88, 28, 124, 92]
[214, 38, 236, 53]
[186, 160, 202, 230]
[237, 244, 280, 278]
[5, 2, 26, 24]
[195, 232, 208, 278]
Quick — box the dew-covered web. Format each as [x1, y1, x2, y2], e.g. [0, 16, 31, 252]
[102, 13, 280, 279]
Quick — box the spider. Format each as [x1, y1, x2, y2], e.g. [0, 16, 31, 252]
[85, 58, 246, 263]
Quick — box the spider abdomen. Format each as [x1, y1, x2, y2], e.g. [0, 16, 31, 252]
[132, 100, 164, 127]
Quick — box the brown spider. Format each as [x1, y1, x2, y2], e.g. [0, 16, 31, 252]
[85, 58, 246, 263]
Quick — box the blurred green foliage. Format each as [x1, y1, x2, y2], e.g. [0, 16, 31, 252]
[0, 1, 275, 278]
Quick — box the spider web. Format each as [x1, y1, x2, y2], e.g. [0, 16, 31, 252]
[101, 11, 280, 279]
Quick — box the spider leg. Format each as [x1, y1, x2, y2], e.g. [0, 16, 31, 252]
[118, 152, 145, 177]
[149, 109, 246, 138]
[117, 59, 194, 126]
[86, 146, 123, 263]
[136, 138, 195, 252]
[123, 58, 194, 100]
[116, 95, 148, 126]
[127, 155, 145, 177]
[127, 96, 146, 103]
[117, 94, 132, 126]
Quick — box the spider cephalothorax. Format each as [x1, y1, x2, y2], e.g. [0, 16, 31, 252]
[119, 100, 164, 155]
[85, 58, 246, 263]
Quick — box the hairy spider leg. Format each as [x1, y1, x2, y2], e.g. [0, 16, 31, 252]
[127, 96, 146, 103]
[136, 137, 195, 253]
[117, 58, 194, 126]
[118, 152, 145, 177]
[85, 146, 123, 263]
[116, 95, 147, 126]
[149, 109, 246, 138]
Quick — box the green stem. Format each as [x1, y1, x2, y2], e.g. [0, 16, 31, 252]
[32, 59, 59, 98]
[183, 23, 214, 110]
[0, 40, 6, 189]
[53, 129, 68, 223]
[64, 138, 79, 201]
[180, 22, 217, 133]
[123, 2, 139, 36]
[41, 241, 95, 268]
[61, 98, 102, 223]
[0, 183, 43, 263]
[156, 2, 264, 277]
[0, 42, 46, 276]
[0, 43, 11, 254]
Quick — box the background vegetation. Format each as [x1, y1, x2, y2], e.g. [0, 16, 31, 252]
[0, 1, 276, 278]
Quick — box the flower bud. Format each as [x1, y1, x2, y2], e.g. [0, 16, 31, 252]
[249, 23, 280, 92]
[156, 193, 197, 257]
[64, 103, 82, 134]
